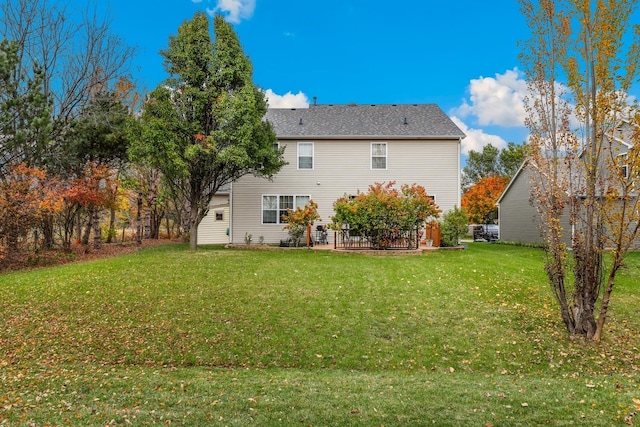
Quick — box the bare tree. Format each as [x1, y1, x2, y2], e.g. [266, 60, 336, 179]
[0, 0, 136, 165]
[519, 0, 640, 341]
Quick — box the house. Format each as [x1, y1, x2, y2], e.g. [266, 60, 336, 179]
[196, 183, 231, 244]
[222, 103, 465, 245]
[497, 120, 638, 246]
[497, 160, 572, 245]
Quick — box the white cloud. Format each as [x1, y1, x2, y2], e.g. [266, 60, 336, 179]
[191, 0, 203, 3]
[451, 116, 508, 155]
[264, 89, 309, 108]
[454, 68, 528, 128]
[206, 0, 256, 23]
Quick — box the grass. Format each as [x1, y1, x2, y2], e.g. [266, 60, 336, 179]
[1, 243, 638, 426]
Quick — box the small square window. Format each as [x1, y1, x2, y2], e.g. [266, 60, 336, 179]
[215, 210, 224, 221]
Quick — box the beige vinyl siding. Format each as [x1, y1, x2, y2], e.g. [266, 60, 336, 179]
[197, 194, 230, 244]
[230, 138, 460, 244]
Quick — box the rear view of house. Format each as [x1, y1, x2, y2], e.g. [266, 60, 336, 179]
[224, 103, 465, 245]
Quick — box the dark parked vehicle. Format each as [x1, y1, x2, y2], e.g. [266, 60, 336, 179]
[472, 224, 499, 242]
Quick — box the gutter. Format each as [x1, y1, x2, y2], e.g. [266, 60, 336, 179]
[276, 135, 466, 141]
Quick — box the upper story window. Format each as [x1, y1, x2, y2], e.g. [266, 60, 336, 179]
[298, 142, 314, 169]
[618, 153, 630, 179]
[371, 142, 387, 169]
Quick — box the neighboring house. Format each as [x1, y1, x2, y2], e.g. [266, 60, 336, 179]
[497, 161, 572, 245]
[224, 103, 465, 245]
[196, 183, 230, 245]
[498, 120, 637, 246]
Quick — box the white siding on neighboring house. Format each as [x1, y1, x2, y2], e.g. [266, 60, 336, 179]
[197, 194, 230, 245]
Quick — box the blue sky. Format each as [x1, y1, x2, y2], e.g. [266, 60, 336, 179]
[98, 1, 577, 155]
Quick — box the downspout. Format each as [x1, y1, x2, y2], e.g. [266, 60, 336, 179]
[457, 137, 462, 207]
[229, 182, 233, 244]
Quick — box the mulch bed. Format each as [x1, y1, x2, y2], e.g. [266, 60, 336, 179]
[0, 238, 183, 274]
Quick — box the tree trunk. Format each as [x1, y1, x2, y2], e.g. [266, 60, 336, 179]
[81, 208, 93, 245]
[92, 209, 101, 250]
[150, 209, 163, 239]
[189, 207, 198, 250]
[165, 215, 172, 239]
[143, 204, 151, 239]
[106, 206, 116, 244]
[593, 262, 620, 342]
[136, 193, 142, 245]
[570, 293, 597, 339]
[76, 210, 83, 244]
[41, 214, 55, 250]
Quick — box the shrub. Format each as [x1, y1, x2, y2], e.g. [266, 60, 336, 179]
[331, 182, 441, 249]
[282, 200, 320, 247]
[440, 205, 469, 247]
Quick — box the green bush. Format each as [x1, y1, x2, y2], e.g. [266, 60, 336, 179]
[440, 205, 469, 247]
[331, 182, 441, 249]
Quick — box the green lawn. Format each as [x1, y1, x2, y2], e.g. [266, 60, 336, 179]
[1, 243, 638, 426]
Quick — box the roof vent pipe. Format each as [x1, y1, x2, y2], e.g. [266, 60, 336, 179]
[299, 118, 303, 125]
[403, 117, 408, 125]
[313, 96, 317, 106]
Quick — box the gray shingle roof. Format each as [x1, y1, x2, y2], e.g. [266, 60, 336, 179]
[265, 104, 465, 139]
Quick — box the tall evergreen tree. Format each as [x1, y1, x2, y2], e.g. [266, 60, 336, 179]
[130, 13, 285, 250]
[63, 91, 130, 173]
[0, 38, 52, 178]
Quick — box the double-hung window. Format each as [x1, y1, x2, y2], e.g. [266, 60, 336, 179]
[262, 195, 278, 224]
[371, 142, 387, 169]
[262, 195, 311, 224]
[298, 142, 314, 169]
[619, 153, 630, 179]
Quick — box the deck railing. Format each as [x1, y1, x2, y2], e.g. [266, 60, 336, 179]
[335, 227, 420, 250]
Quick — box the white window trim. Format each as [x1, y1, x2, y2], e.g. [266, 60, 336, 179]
[618, 153, 629, 179]
[261, 194, 312, 224]
[261, 195, 278, 225]
[371, 142, 388, 170]
[297, 142, 314, 170]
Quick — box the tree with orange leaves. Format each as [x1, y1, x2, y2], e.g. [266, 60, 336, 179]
[282, 200, 321, 247]
[520, 0, 640, 341]
[58, 162, 114, 250]
[0, 163, 62, 260]
[461, 175, 509, 224]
